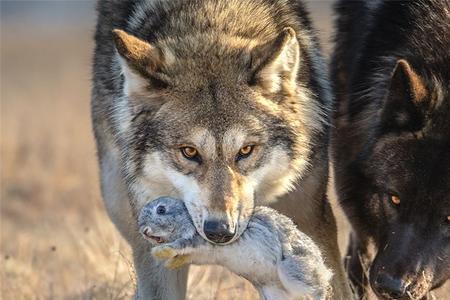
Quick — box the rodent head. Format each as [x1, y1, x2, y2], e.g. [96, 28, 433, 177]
[138, 196, 195, 244]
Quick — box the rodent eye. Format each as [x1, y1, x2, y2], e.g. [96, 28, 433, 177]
[389, 195, 401, 206]
[236, 145, 255, 161]
[180, 146, 201, 163]
[156, 205, 166, 215]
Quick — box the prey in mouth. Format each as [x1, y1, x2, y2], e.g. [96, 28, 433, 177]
[140, 226, 167, 244]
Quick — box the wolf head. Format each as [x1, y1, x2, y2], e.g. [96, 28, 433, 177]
[360, 60, 450, 299]
[111, 28, 324, 244]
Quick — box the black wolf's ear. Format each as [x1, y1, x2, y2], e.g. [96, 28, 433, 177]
[249, 27, 299, 94]
[380, 59, 428, 133]
[112, 29, 170, 96]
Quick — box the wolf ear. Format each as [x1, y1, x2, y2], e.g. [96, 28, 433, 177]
[380, 59, 427, 133]
[112, 29, 169, 96]
[249, 27, 299, 94]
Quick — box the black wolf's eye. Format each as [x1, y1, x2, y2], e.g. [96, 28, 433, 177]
[389, 195, 401, 206]
[156, 205, 166, 215]
[236, 145, 255, 161]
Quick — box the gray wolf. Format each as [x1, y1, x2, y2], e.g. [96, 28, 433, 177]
[138, 196, 333, 300]
[331, 0, 450, 299]
[92, 0, 351, 298]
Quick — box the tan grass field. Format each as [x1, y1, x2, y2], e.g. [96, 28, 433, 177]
[1, 2, 449, 299]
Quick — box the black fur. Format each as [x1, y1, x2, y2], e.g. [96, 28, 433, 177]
[332, 0, 450, 299]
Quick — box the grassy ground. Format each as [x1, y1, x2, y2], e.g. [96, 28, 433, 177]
[1, 1, 448, 299]
[0, 18, 257, 300]
[0, 2, 257, 299]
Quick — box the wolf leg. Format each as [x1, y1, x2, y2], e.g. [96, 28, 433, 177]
[344, 232, 371, 299]
[132, 238, 189, 299]
[98, 149, 188, 300]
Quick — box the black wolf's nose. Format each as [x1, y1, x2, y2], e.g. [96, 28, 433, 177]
[203, 219, 235, 244]
[374, 273, 406, 299]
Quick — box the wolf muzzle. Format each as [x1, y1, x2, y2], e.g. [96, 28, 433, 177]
[373, 272, 408, 299]
[203, 219, 236, 244]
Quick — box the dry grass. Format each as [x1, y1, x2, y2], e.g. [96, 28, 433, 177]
[0, 7, 256, 300]
[1, 2, 449, 300]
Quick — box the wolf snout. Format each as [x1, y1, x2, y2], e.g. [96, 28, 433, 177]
[373, 272, 408, 299]
[203, 219, 236, 244]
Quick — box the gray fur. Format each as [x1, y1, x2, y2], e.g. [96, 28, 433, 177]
[92, 0, 352, 298]
[139, 197, 332, 300]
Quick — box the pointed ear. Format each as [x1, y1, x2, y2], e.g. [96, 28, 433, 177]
[112, 29, 163, 75]
[112, 29, 169, 97]
[249, 27, 300, 94]
[380, 59, 428, 132]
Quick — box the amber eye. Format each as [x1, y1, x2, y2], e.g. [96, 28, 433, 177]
[390, 195, 401, 205]
[240, 145, 253, 155]
[446, 215, 450, 223]
[237, 145, 255, 161]
[181, 147, 198, 159]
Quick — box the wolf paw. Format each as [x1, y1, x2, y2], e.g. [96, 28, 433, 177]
[151, 245, 177, 259]
[164, 255, 191, 269]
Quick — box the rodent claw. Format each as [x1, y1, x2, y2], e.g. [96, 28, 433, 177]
[152, 246, 177, 259]
[165, 255, 190, 269]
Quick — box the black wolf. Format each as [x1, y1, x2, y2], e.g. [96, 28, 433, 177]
[332, 0, 450, 299]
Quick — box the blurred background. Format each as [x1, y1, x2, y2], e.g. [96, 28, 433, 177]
[1, 1, 447, 299]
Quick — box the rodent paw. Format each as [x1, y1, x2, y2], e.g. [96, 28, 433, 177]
[164, 255, 190, 269]
[151, 245, 177, 259]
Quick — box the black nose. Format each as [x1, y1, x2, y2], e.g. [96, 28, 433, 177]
[373, 273, 406, 299]
[203, 219, 235, 244]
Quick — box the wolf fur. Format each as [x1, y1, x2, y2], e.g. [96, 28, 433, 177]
[138, 197, 332, 300]
[331, 0, 450, 299]
[92, 0, 351, 298]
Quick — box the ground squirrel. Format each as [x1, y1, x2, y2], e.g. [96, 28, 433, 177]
[138, 197, 332, 300]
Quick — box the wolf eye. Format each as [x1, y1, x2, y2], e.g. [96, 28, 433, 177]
[389, 195, 401, 206]
[156, 205, 166, 215]
[236, 145, 255, 161]
[180, 146, 201, 162]
[181, 146, 197, 158]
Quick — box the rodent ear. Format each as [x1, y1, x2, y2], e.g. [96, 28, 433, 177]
[249, 27, 300, 94]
